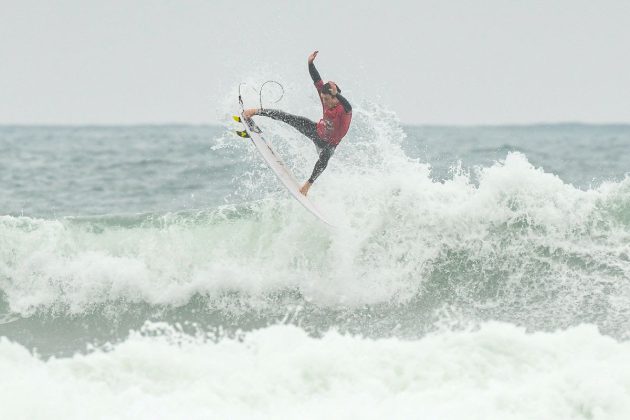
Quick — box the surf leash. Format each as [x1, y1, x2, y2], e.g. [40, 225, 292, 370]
[258, 80, 284, 111]
[237, 81, 284, 111]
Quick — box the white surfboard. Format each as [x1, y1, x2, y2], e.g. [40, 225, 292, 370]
[236, 112, 334, 227]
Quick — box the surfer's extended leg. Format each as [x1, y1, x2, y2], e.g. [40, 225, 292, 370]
[308, 144, 335, 184]
[254, 109, 320, 142]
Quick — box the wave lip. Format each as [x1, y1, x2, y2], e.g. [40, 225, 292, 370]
[2, 104, 630, 340]
[1, 152, 630, 337]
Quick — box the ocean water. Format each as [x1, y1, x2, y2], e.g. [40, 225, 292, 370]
[1, 106, 630, 418]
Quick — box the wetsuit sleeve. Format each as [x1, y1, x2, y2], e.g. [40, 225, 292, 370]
[336, 93, 352, 113]
[309, 62, 322, 83]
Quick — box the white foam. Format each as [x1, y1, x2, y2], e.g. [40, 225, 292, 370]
[1, 102, 629, 316]
[1, 322, 629, 420]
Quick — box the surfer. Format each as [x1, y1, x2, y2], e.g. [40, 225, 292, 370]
[243, 51, 352, 196]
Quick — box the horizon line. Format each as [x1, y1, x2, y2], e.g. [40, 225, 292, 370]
[1, 121, 630, 129]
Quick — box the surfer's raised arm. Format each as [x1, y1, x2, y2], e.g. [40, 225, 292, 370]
[308, 50, 325, 102]
[308, 51, 321, 83]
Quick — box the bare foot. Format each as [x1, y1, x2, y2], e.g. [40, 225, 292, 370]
[299, 181, 312, 196]
[243, 108, 258, 119]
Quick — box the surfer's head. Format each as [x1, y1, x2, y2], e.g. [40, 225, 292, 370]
[320, 82, 340, 109]
[321, 82, 340, 96]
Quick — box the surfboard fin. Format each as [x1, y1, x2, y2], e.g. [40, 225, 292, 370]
[232, 115, 242, 123]
[235, 130, 250, 138]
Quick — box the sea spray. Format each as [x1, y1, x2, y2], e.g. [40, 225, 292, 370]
[2, 322, 630, 420]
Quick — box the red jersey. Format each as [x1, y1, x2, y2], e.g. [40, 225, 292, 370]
[314, 80, 352, 146]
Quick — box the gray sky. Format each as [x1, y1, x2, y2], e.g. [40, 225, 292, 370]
[1, 0, 629, 125]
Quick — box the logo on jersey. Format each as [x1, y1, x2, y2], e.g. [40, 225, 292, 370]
[323, 119, 334, 133]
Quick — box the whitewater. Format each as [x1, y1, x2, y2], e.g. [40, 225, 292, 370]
[1, 95, 630, 418]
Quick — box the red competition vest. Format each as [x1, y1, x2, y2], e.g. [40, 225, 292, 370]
[314, 80, 352, 146]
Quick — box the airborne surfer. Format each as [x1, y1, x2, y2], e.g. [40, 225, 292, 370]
[243, 51, 352, 196]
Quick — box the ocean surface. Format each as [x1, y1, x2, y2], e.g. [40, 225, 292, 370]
[1, 107, 630, 418]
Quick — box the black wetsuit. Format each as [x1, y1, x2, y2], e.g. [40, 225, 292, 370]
[257, 62, 352, 184]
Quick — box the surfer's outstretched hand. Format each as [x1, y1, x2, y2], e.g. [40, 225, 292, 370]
[300, 181, 312, 196]
[308, 50, 319, 64]
[243, 108, 258, 119]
